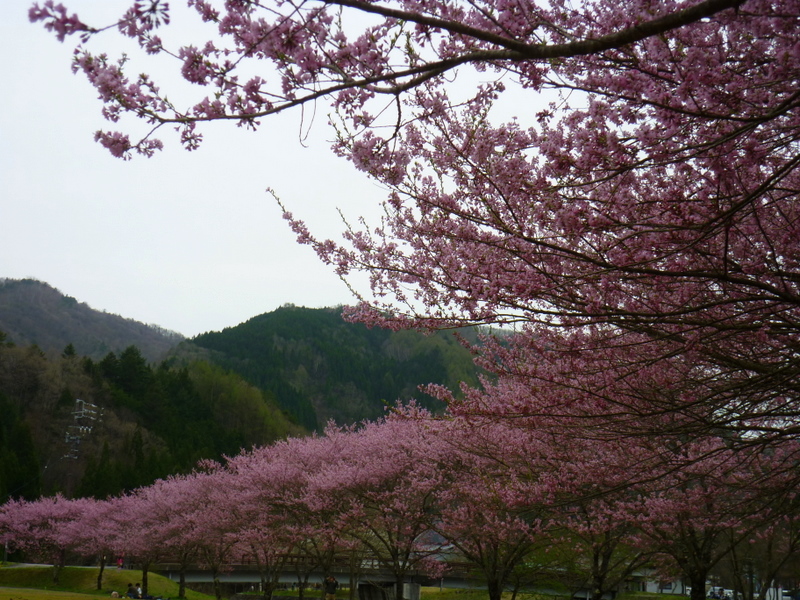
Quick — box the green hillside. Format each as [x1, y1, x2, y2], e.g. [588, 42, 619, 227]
[0, 339, 301, 501]
[0, 565, 210, 600]
[188, 305, 481, 430]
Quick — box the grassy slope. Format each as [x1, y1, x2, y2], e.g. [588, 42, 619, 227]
[0, 565, 210, 600]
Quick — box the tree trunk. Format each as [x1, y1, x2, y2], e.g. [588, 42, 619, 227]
[212, 566, 223, 600]
[260, 574, 275, 600]
[178, 550, 192, 599]
[179, 569, 187, 600]
[487, 578, 505, 600]
[591, 571, 607, 600]
[395, 575, 405, 600]
[142, 562, 151, 597]
[589, 541, 613, 600]
[297, 573, 310, 600]
[689, 572, 708, 600]
[52, 548, 66, 584]
[97, 554, 107, 590]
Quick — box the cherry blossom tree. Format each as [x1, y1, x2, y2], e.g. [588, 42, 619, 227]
[30, 0, 800, 452]
[0, 495, 94, 583]
[120, 476, 206, 599]
[177, 466, 241, 600]
[102, 490, 171, 598]
[542, 467, 651, 600]
[626, 438, 787, 600]
[29, 0, 752, 157]
[257, 438, 355, 600]
[61, 497, 119, 590]
[306, 417, 448, 600]
[430, 408, 668, 600]
[715, 519, 800, 600]
[430, 418, 550, 600]
[224, 442, 331, 600]
[709, 448, 800, 600]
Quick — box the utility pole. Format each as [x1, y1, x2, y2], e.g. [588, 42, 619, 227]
[63, 399, 103, 459]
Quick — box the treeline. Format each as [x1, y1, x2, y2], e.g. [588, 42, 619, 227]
[4, 413, 800, 600]
[0, 279, 182, 362]
[190, 305, 481, 429]
[0, 332, 301, 502]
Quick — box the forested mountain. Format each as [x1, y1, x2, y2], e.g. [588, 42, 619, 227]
[186, 305, 481, 429]
[0, 278, 182, 362]
[0, 279, 483, 501]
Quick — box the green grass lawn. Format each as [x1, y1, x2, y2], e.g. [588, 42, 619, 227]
[0, 565, 211, 600]
[0, 564, 686, 600]
[0, 585, 114, 600]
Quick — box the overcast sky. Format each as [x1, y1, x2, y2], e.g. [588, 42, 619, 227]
[1, 1, 383, 337]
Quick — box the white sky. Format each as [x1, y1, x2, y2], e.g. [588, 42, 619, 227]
[1, 1, 384, 337]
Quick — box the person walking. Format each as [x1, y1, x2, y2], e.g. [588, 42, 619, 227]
[323, 576, 338, 600]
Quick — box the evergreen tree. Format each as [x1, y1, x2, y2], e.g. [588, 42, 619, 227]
[0, 393, 41, 501]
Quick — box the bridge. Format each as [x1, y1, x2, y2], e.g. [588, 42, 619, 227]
[155, 558, 482, 599]
[152, 558, 651, 600]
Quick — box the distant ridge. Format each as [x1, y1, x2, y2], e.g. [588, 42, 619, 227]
[0, 277, 482, 434]
[0, 278, 183, 362]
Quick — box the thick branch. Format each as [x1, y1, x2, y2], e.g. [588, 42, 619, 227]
[323, 0, 745, 58]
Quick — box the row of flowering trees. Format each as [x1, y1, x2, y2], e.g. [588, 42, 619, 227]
[3, 408, 799, 600]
